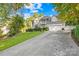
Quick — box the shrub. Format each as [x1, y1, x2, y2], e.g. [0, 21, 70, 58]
[26, 27, 49, 32]
[0, 29, 3, 39]
[72, 25, 79, 41]
[42, 27, 49, 31]
[26, 28, 34, 32]
[74, 25, 79, 39]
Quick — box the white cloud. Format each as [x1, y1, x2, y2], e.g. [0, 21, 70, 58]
[24, 3, 35, 10]
[50, 15, 53, 17]
[52, 8, 55, 11]
[37, 3, 42, 9]
[25, 3, 43, 10]
[36, 3, 43, 10]
[32, 10, 38, 13]
[24, 3, 43, 19]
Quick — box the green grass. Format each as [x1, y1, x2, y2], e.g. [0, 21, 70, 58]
[0, 31, 42, 51]
[72, 25, 79, 41]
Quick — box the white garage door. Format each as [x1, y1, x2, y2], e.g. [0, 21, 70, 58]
[49, 26, 63, 31]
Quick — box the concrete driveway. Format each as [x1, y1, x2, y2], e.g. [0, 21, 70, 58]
[0, 31, 79, 56]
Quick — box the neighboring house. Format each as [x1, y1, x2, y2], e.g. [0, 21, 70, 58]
[32, 16, 43, 28]
[32, 16, 65, 31]
[0, 16, 67, 34]
[39, 16, 51, 24]
[32, 16, 52, 28]
[0, 20, 11, 35]
[1, 26, 9, 35]
[48, 16, 65, 31]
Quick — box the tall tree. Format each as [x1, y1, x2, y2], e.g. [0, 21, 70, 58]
[0, 3, 30, 22]
[0, 3, 30, 36]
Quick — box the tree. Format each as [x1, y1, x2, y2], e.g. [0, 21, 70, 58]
[39, 13, 44, 17]
[33, 13, 44, 18]
[0, 3, 29, 23]
[54, 3, 79, 25]
[0, 3, 30, 33]
[9, 15, 25, 36]
[25, 13, 44, 29]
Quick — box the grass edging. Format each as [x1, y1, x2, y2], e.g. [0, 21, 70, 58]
[0, 31, 43, 51]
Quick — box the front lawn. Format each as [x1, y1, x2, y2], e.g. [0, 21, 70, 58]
[0, 31, 42, 51]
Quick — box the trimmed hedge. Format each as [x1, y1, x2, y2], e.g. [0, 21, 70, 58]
[26, 27, 49, 32]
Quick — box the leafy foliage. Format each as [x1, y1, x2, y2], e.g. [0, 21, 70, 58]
[0, 3, 43, 37]
[54, 3, 79, 25]
[72, 25, 79, 43]
[26, 27, 49, 32]
[26, 13, 44, 29]
[0, 3, 29, 23]
[0, 28, 3, 38]
[0, 3, 30, 36]
[9, 15, 25, 36]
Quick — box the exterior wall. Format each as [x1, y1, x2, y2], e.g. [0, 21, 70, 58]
[32, 16, 43, 28]
[47, 16, 65, 31]
[31, 16, 67, 32]
[1, 26, 9, 35]
[32, 18, 39, 28]
[48, 24, 64, 31]
[39, 16, 51, 24]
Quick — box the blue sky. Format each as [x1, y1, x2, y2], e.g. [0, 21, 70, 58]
[18, 3, 58, 19]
